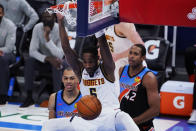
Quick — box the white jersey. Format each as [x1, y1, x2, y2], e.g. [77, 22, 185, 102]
[80, 64, 120, 110]
[105, 25, 134, 54]
[105, 25, 134, 73]
[105, 25, 134, 67]
[105, 25, 134, 96]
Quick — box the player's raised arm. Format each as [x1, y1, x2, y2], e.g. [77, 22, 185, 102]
[96, 31, 115, 81]
[57, 13, 83, 80]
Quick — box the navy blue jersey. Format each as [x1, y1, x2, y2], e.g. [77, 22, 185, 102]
[119, 65, 154, 129]
[55, 90, 82, 118]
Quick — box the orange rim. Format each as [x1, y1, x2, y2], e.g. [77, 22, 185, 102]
[50, 3, 77, 9]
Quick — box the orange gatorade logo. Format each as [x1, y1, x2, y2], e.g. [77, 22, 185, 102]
[160, 92, 193, 116]
[145, 40, 160, 60]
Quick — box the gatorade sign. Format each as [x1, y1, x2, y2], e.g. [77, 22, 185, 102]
[173, 96, 184, 109]
[145, 40, 160, 60]
[160, 81, 194, 116]
[160, 92, 193, 116]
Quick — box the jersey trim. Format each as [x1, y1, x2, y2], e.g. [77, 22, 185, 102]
[119, 65, 126, 78]
[127, 66, 146, 78]
[61, 90, 81, 105]
[79, 67, 85, 83]
[114, 26, 126, 38]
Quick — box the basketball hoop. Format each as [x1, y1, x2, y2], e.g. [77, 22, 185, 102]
[46, 1, 77, 26]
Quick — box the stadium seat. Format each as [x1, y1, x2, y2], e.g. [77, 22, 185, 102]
[8, 27, 28, 101]
[135, 24, 162, 38]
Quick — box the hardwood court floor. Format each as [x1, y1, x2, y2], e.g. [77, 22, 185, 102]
[0, 103, 196, 131]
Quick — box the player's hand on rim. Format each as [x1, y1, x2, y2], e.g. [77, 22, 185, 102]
[56, 13, 64, 21]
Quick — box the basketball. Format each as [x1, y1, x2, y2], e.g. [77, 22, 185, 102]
[77, 95, 102, 120]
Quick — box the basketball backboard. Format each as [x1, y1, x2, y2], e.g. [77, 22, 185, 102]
[77, 0, 119, 36]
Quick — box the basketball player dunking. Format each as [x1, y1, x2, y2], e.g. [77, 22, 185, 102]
[42, 13, 139, 131]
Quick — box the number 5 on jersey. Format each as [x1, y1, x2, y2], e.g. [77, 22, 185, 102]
[90, 88, 97, 97]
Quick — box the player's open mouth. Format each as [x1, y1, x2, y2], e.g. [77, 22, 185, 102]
[66, 85, 72, 88]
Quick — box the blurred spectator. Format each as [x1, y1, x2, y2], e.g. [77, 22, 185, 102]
[185, 44, 196, 124]
[48, 67, 81, 119]
[0, 0, 39, 56]
[187, 65, 196, 124]
[27, 0, 55, 18]
[20, 11, 67, 108]
[184, 44, 196, 82]
[0, 0, 39, 32]
[0, 4, 16, 105]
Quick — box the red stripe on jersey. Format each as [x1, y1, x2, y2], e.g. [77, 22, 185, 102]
[119, 89, 129, 102]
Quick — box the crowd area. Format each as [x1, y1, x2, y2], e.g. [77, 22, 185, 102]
[0, 0, 196, 131]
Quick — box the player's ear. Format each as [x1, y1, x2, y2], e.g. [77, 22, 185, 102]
[142, 55, 146, 61]
[62, 76, 64, 83]
[62, 72, 65, 83]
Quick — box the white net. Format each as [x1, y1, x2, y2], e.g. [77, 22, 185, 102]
[46, 0, 77, 27]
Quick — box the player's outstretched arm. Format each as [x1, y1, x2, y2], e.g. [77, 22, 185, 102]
[96, 31, 115, 81]
[133, 72, 160, 124]
[104, 0, 117, 5]
[114, 22, 144, 61]
[117, 22, 144, 45]
[57, 13, 83, 80]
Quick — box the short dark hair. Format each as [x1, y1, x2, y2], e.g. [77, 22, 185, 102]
[81, 35, 98, 58]
[82, 46, 98, 58]
[64, 66, 73, 71]
[133, 44, 146, 56]
[41, 11, 56, 19]
[0, 4, 4, 12]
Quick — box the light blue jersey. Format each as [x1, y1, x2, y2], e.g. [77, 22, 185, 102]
[55, 90, 82, 118]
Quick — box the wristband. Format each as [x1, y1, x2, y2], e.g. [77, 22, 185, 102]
[95, 29, 105, 38]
